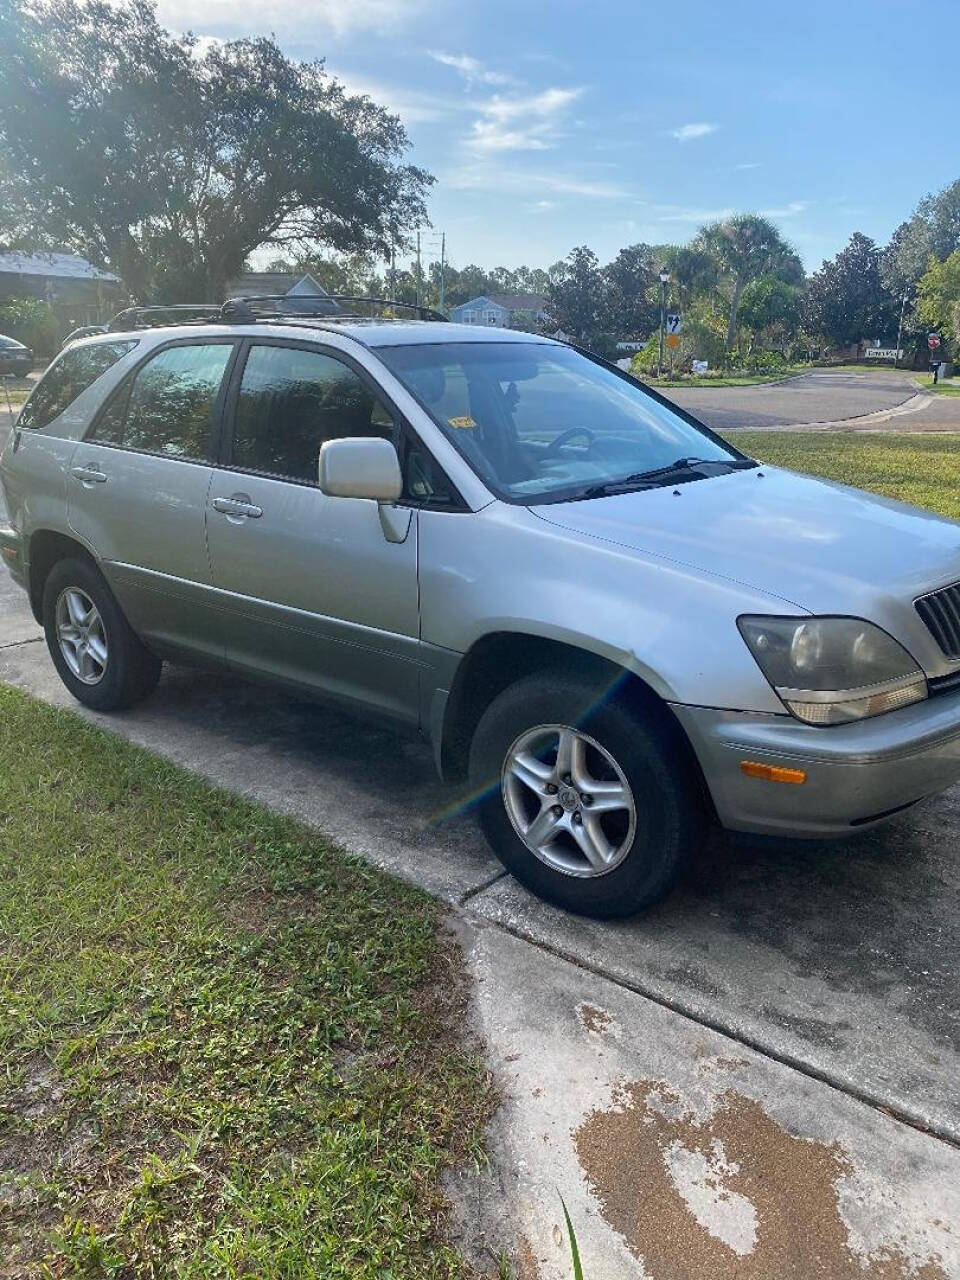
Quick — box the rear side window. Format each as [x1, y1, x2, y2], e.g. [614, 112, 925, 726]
[91, 343, 233, 460]
[17, 341, 137, 431]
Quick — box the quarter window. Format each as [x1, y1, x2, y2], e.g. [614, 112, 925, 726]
[91, 343, 233, 459]
[18, 341, 137, 431]
[229, 344, 395, 484]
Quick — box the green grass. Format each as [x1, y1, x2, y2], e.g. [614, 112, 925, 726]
[725, 431, 960, 520]
[0, 686, 495, 1278]
[643, 368, 807, 389]
[812, 362, 913, 375]
[928, 382, 960, 396]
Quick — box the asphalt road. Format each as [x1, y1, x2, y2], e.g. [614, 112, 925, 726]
[661, 368, 924, 430]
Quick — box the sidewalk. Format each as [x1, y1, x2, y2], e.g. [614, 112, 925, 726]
[462, 926, 960, 1278]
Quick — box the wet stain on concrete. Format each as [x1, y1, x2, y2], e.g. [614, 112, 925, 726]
[574, 1080, 946, 1279]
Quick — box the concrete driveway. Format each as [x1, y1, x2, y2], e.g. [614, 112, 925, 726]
[4, 397, 960, 1273]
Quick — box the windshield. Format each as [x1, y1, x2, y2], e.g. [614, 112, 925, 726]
[377, 341, 749, 503]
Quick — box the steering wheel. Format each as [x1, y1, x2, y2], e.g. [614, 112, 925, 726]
[545, 426, 594, 456]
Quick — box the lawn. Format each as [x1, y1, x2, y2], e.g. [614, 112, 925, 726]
[642, 369, 808, 389]
[726, 431, 960, 520]
[0, 686, 495, 1278]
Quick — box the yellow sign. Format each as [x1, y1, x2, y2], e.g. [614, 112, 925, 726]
[666, 334, 681, 349]
[448, 416, 476, 429]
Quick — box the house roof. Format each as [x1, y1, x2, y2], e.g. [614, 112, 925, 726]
[452, 293, 550, 313]
[0, 251, 118, 282]
[225, 272, 328, 299]
[487, 293, 549, 312]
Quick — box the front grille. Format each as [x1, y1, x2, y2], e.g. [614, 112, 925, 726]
[916, 582, 960, 659]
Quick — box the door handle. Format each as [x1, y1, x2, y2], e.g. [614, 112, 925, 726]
[212, 496, 263, 519]
[71, 465, 107, 484]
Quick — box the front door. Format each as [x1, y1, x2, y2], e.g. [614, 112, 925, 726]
[205, 340, 421, 721]
[68, 339, 237, 664]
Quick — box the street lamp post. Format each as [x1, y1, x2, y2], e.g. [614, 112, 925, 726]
[658, 269, 670, 377]
[895, 291, 908, 369]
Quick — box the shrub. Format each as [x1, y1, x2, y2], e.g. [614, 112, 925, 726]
[0, 296, 59, 355]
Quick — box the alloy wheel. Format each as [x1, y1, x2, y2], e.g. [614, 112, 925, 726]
[501, 723, 637, 878]
[56, 587, 108, 685]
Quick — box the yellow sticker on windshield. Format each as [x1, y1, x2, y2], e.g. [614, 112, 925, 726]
[448, 415, 476, 429]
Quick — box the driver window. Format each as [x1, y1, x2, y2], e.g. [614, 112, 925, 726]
[230, 344, 394, 483]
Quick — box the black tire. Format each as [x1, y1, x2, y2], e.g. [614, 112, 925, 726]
[468, 671, 703, 918]
[42, 557, 162, 711]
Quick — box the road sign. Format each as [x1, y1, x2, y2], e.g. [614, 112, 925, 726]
[666, 334, 681, 349]
[928, 332, 942, 350]
[666, 313, 682, 335]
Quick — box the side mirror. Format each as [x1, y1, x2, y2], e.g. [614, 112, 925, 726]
[319, 437, 403, 503]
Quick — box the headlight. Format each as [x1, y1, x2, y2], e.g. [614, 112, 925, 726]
[738, 616, 927, 725]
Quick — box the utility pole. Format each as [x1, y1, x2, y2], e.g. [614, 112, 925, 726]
[895, 291, 908, 368]
[388, 242, 395, 300]
[415, 230, 422, 309]
[439, 232, 446, 315]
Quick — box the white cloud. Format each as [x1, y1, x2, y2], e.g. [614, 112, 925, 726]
[427, 51, 512, 86]
[758, 201, 809, 218]
[735, 161, 761, 170]
[525, 199, 557, 212]
[330, 69, 477, 124]
[651, 204, 735, 224]
[445, 162, 627, 200]
[467, 87, 583, 152]
[671, 122, 719, 141]
[145, 0, 427, 38]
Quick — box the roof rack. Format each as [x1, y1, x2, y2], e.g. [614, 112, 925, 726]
[220, 294, 447, 323]
[105, 295, 448, 333]
[106, 304, 223, 331]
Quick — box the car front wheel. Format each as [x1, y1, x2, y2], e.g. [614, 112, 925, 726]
[469, 671, 702, 917]
[42, 557, 162, 711]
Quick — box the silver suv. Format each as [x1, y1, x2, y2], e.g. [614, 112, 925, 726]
[4, 301, 960, 917]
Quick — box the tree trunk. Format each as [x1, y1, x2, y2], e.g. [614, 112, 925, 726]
[725, 275, 745, 353]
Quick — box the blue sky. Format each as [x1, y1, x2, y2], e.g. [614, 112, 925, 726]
[153, 0, 956, 275]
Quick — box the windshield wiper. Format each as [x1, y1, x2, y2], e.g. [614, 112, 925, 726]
[574, 455, 756, 501]
[627, 455, 756, 482]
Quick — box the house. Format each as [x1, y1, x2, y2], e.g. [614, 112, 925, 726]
[0, 251, 123, 328]
[225, 271, 329, 300]
[449, 293, 551, 330]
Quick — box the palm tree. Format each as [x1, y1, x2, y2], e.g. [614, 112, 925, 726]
[698, 214, 802, 353]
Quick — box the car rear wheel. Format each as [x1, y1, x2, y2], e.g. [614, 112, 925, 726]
[469, 671, 702, 917]
[42, 558, 162, 711]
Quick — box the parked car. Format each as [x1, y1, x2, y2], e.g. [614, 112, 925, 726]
[4, 305, 960, 917]
[0, 333, 33, 378]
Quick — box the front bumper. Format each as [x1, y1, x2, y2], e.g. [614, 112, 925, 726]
[671, 688, 960, 837]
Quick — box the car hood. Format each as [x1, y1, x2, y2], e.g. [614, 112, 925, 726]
[530, 465, 960, 616]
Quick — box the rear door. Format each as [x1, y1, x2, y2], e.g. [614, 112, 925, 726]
[68, 338, 237, 663]
[205, 338, 422, 720]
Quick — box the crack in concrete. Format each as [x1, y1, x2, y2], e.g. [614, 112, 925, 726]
[458, 870, 509, 905]
[468, 910, 960, 1152]
[0, 636, 42, 651]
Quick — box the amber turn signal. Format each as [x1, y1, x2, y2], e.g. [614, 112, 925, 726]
[740, 760, 807, 785]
